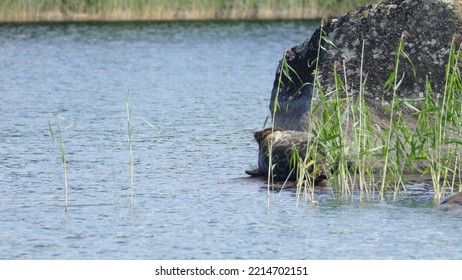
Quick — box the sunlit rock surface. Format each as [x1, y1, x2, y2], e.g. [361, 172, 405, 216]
[270, 0, 462, 131]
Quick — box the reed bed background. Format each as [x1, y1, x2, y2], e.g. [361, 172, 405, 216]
[0, 0, 375, 22]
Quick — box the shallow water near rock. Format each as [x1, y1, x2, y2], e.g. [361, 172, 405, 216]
[1, 21, 461, 259]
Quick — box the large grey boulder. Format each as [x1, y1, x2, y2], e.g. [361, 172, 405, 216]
[270, 0, 462, 131]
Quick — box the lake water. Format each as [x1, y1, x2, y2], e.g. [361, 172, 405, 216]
[1, 21, 461, 260]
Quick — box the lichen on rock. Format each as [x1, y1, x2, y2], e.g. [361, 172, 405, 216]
[270, 0, 462, 131]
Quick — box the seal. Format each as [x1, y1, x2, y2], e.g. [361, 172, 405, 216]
[440, 192, 462, 210]
[245, 127, 330, 182]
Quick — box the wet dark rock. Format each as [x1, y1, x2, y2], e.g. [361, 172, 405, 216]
[270, 0, 462, 131]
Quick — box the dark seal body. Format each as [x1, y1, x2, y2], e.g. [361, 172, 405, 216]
[246, 127, 330, 181]
[440, 192, 462, 210]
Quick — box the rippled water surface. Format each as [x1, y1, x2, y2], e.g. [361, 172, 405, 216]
[1, 21, 461, 259]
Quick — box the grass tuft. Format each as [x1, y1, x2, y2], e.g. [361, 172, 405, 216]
[268, 23, 462, 205]
[125, 91, 135, 207]
[48, 112, 73, 212]
[124, 91, 157, 208]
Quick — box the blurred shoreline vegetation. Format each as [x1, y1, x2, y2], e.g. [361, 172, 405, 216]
[0, 0, 376, 22]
